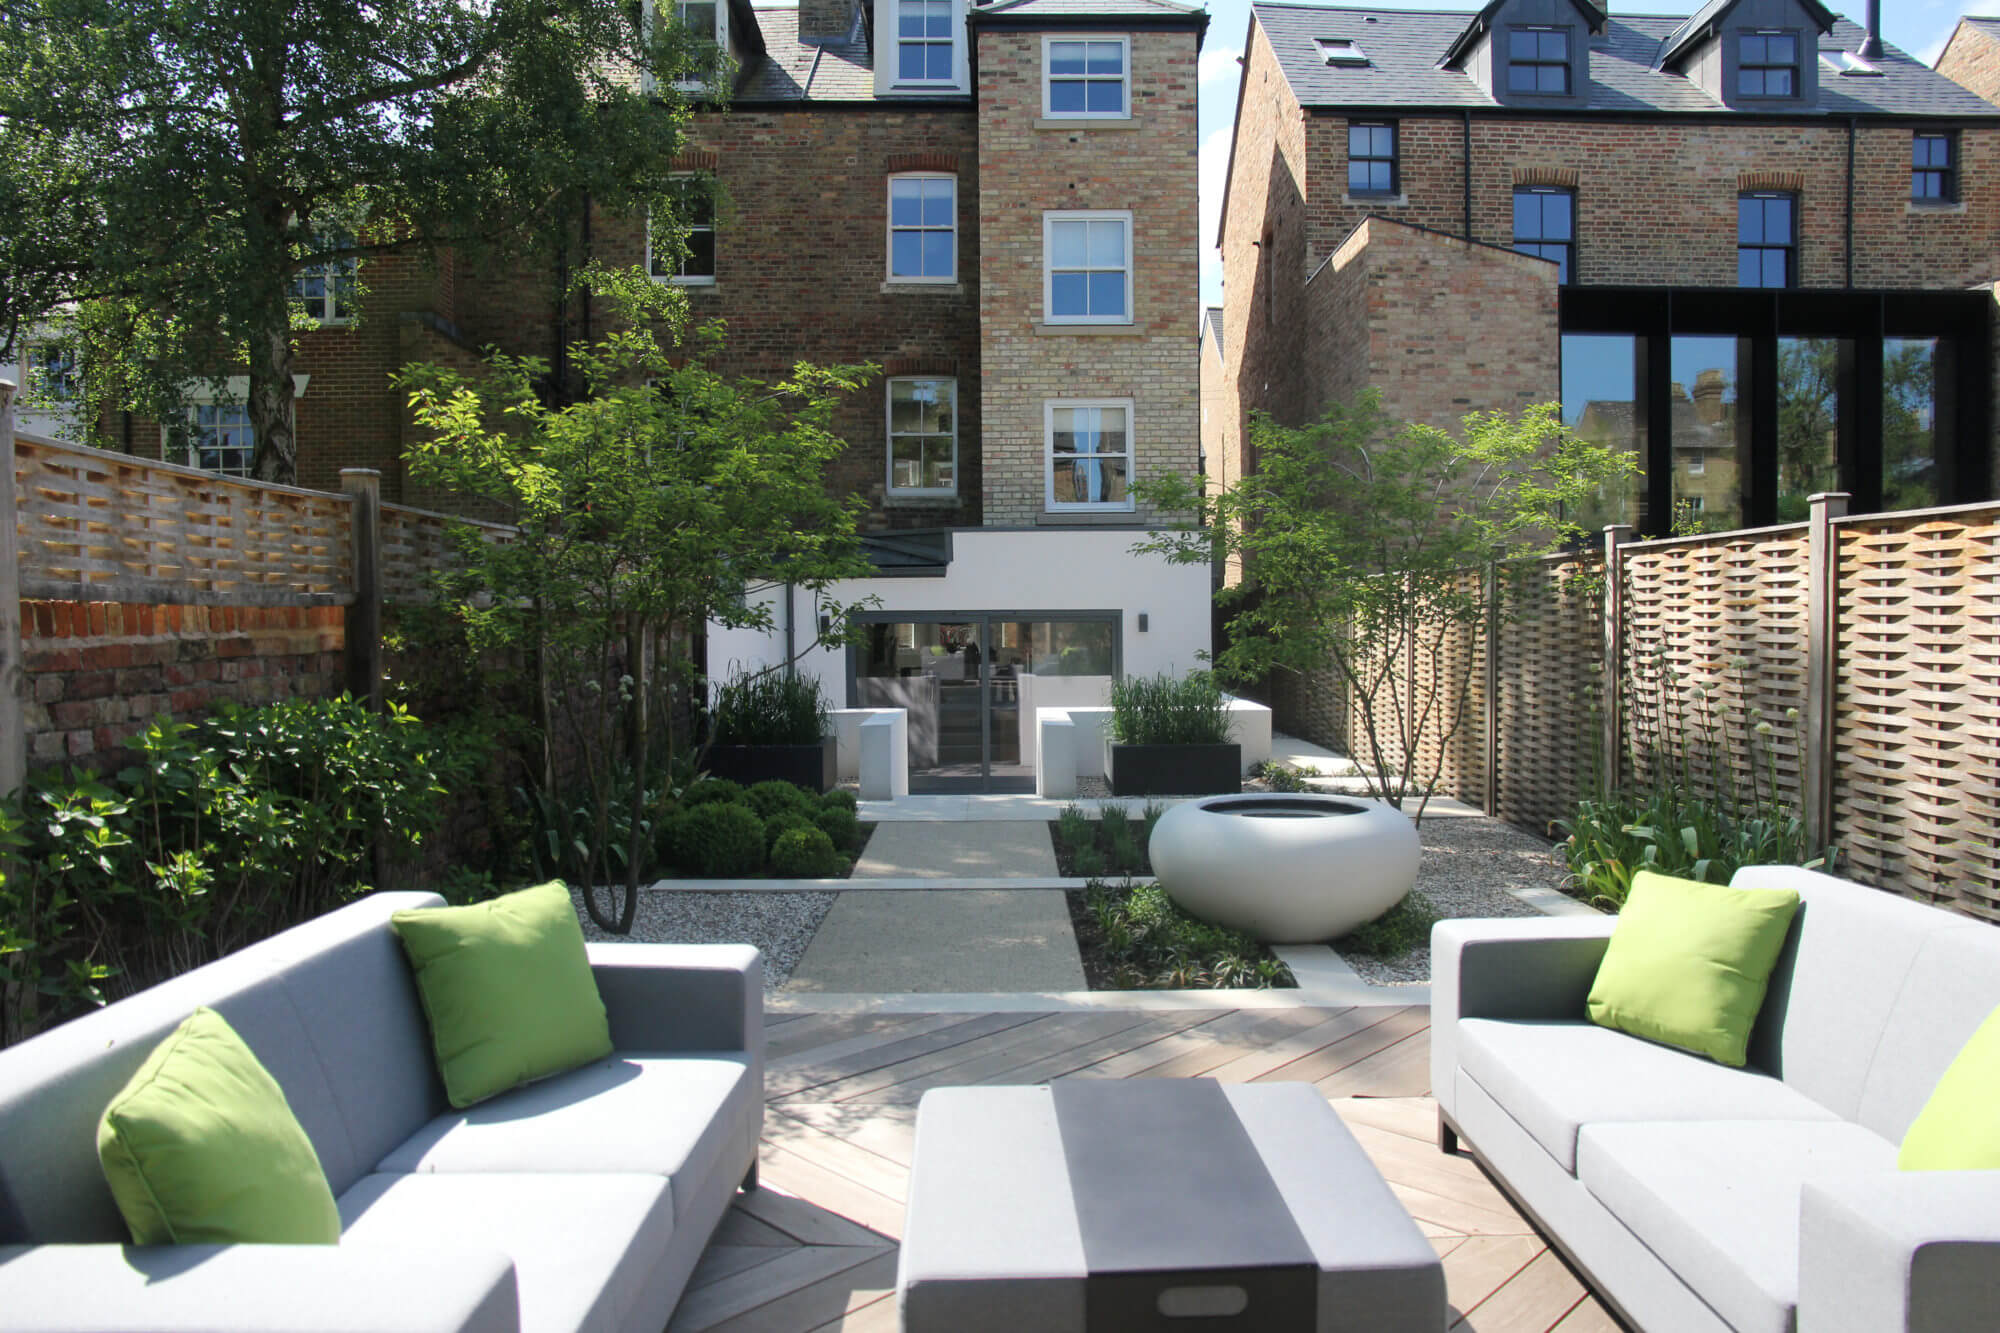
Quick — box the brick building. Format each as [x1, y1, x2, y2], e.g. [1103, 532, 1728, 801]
[1209, 0, 2000, 539]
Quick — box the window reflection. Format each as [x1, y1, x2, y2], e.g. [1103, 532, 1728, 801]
[1776, 337, 1843, 523]
[1668, 337, 1746, 532]
[1883, 339, 1939, 512]
[1562, 334, 1647, 533]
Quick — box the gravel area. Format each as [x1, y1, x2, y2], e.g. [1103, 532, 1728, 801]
[571, 886, 836, 993]
[1340, 814, 1568, 987]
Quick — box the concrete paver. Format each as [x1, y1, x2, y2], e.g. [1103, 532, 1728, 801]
[784, 890, 1087, 993]
[851, 819, 1058, 878]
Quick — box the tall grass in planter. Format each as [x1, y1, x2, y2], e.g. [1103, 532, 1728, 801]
[710, 671, 829, 746]
[1108, 671, 1233, 745]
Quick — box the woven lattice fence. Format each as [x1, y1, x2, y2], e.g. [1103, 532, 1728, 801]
[1491, 553, 1602, 835]
[379, 502, 516, 606]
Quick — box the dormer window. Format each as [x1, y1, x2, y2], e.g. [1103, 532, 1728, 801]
[1316, 39, 1371, 68]
[898, 0, 954, 82]
[1738, 31, 1798, 98]
[1507, 27, 1570, 95]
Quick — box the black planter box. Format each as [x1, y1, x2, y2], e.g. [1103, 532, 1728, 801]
[1106, 742, 1242, 797]
[706, 736, 837, 794]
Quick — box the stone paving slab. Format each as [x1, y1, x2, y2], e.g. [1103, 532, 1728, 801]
[851, 819, 1058, 878]
[783, 890, 1086, 994]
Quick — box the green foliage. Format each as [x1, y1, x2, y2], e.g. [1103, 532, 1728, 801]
[1070, 843, 1107, 879]
[711, 671, 829, 747]
[1057, 803, 1094, 851]
[673, 803, 765, 878]
[746, 779, 817, 821]
[1108, 671, 1232, 746]
[1098, 804, 1131, 842]
[1134, 393, 1636, 819]
[820, 789, 859, 813]
[762, 811, 816, 854]
[0, 0, 717, 477]
[1253, 761, 1311, 792]
[1555, 790, 1832, 912]
[770, 826, 845, 878]
[682, 778, 747, 809]
[1140, 800, 1166, 846]
[1076, 881, 1292, 990]
[812, 805, 861, 852]
[0, 698, 465, 1045]
[1336, 893, 1438, 958]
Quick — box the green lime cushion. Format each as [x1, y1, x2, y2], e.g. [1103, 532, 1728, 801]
[1899, 1004, 2000, 1170]
[97, 1006, 341, 1245]
[1585, 870, 1801, 1067]
[391, 879, 612, 1109]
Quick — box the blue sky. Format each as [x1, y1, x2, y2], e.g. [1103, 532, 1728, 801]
[1191, 0, 1993, 307]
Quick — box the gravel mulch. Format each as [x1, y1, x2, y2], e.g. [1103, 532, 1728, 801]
[1340, 814, 1565, 987]
[571, 886, 836, 993]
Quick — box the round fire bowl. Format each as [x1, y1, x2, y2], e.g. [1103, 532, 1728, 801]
[1148, 794, 1421, 944]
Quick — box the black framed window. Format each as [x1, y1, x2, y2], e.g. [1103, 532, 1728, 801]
[1347, 122, 1396, 196]
[1507, 27, 1570, 94]
[1738, 31, 1798, 98]
[1737, 192, 1794, 289]
[1913, 133, 1957, 203]
[1513, 186, 1574, 284]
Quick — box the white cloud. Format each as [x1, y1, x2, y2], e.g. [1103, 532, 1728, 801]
[1197, 44, 1243, 87]
[1198, 123, 1232, 307]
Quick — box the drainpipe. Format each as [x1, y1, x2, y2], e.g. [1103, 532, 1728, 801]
[1461, 110, 1473, 241]
[1844, 117, 1857, 289]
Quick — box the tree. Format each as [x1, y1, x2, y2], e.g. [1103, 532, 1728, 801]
[1134, 392, 1635, 821]
[0, 0, 718, 481]
[400, 267, 878, 931]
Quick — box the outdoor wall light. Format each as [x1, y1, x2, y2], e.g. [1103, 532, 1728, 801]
[819, 613, 832, 636]
[1138, 613, 1149, 633]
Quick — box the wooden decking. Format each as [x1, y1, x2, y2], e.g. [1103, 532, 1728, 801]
[668, 1006, 1624, 1333]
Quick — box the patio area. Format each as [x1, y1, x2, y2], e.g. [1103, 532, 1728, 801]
[671, 1006, 1621, 1332]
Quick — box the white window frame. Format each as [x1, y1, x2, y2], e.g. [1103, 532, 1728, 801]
[894, 0, 956, 87]
[886, 376, 958, 498]
[180, 375, 308, 478]
[291, 247, 357, 325]
[648, 173, 717, 287]
[187, 401, 256, 478]
[640, 0, 729, 95]
[885, 173, 957, 284]
[1042, 210, 1134, 326]
[1042, 34, 1131, 120]
[1044, 397, 1135, 512]
[872, 0, 968, 95]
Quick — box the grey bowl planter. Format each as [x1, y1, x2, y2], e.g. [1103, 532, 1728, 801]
[1106, 742, 1241, 797]
[705, 736, 837, 793]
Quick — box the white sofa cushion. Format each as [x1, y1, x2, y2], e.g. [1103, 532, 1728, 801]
[376, 1054, 757, 1229]
[338, 1171, 673, 1333]
[1576, 1120, 1898, 1333]
[1457, 1018, 1839, 1172]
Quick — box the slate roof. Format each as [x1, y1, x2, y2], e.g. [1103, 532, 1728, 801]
[973, 0, 1205, 18]
[1658, 0, 1837, 69]
[1252, 4, 2000, 117]
[737, 6, 920, 102]
[1203, 306, 1224, 356]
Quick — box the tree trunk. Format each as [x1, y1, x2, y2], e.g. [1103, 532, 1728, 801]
[248, 319, 299, 485]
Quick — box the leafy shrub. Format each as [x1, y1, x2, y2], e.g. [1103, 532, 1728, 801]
[770, 826, 845, 877]
[1070, 843, 1106, 879]
[1057, 803, 1093, 851]
[1109, 671, 1232, 746]
[1336, 893, 1438, 958]
[821, 789, 859, 813]
[1253, 761, 1311, 792]
[653, 809, 689, 868]
[746, 779, 817, 820]
[1075, 880, 1292, 989]
[1099, 804, 1131, 841]
[681, 778, 747, 809]
[0, 697, 466, 1045]
[675, 803, 765, 877]
[1104, 821, 1140, 874]
[813, 805, 860, 851]
[1555, 788, 1834, 912]
[763, 811, 817, 853]
[1140, 800, 1166, 844]
[711, 671, 829, 747]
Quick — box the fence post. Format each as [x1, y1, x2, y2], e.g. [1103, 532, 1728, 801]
[1803, 492, 1849, 853]
[341, 469, 383, 710]
[1600, 525, 1632, 799]
[1483, 545, 1501, 817]
[0, 382, 22, 797]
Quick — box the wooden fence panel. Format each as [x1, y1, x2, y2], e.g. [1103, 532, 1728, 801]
[1411, 572, 1487, 807]
[1832, 510, 2000, 921]
[378, 502, 516, 606]
[1492, 553, 1600, 836]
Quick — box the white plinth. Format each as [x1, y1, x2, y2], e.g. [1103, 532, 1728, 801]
[1036, 713, 1077, 799]
[1149, 794, 1421, 943]
[857, 711, 909, 800]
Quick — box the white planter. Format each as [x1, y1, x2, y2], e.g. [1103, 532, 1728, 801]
[1148, 794, 1422, 944]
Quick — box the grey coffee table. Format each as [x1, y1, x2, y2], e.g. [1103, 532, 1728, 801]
[896, 1079, 1446, 1332]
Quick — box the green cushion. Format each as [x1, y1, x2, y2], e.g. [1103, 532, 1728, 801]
[391, 879, 612, 1109]
[1585, 870, 1801, 1067]
[97, 1007, 341, 1245]
[1899, 1004, 2000, 1170]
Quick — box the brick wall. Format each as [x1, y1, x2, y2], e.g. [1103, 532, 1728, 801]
[1938, 21, 2000, 108]
[975, 26, 1201, 526]
[19, 603, 345, 773]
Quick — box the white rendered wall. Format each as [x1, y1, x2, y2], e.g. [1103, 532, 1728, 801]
[1018, 673, 1112, 769]
[706, 529, 1211, 702]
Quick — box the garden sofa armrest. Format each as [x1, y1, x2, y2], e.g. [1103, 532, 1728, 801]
[1798, 1173, 2000, 1333]
[589, 942, 763, 1055]
[1429, 916, 1616, 1124]
[0, 1242, 518, 1332]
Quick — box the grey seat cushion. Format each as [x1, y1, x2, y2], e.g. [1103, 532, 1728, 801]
[1458, 1019, 1840, 1173]
[376, 1054, 756, 1227]
[1577, 1120, 1898, 1333]
[338, 1171, 673, 1333]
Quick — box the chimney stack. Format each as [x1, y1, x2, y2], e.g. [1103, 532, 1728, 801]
[1857, 0, 1881, 60]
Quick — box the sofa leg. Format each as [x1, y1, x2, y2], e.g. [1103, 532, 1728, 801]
[740, 1162, 759, 1193]
[1439, 1117, 1459, 1157]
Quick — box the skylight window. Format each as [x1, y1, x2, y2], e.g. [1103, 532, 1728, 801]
[1316, 39, 1371, 68]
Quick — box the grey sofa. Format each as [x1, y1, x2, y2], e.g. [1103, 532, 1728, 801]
[1432, 865, 2000, 1333]
[0, 891, 764, 1333]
